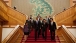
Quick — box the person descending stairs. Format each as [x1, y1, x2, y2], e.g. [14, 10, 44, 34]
[21, 28, 61, 43]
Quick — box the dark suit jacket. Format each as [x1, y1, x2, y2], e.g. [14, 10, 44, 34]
[48, 18, 52, 24]
[34, 20, 40, 30]
[26, 20, 31, 28]
[38, 20, 43, 29]
[30, 20, 35, 28]
[42, 22, 48, 31]
[49, 22, 56, 31]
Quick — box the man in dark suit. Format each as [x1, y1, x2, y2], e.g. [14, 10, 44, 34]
[30, 18, 35, 29]
[38, 17, 43, 38]
[49, 18, 57, 40]
[34, 17, 40, 41]
[42, 19, 48, 40]
[36, 14, 41, 21]
[48, 16, 51, 24]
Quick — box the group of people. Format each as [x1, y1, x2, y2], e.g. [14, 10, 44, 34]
[23, 14, 57, 42]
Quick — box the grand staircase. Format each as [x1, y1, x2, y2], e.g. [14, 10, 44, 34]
[21, 29, 61, 43]
[0, 0, 76, 43]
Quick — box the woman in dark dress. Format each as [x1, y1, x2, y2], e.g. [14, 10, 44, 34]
[23, 22, 29, 42]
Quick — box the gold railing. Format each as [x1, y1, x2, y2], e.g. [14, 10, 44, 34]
[2, 25, 24, 43]
[73, 14, 76, 22]
[0, 0, 27, 43]
[7, 7, 26, 24]
[0, 0, 27, 25]
[0, 0, 7, 12]
[0, 0, 8, 21]
[53, 4, 76, 24]
[57, 25, 76, 43]
[73, 6, 76, 22]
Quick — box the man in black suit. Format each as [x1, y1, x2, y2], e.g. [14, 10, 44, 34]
[34, 17, 40, 41]
[36, 14, 41, 21]
[30, 18, 35, 29]
[42, 19, 48, 40]
[48, 16, 51, 24]
[49, 18, 57, 40]
[38, 17, 43, 38]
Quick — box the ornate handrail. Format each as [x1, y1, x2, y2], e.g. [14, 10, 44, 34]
[62, 25, 76, 42]
[0, 0, 8, 21]
[57, 25, 76, 43]
[0, 0, 28, 25]
[2, 25, 24, 43]
[53, 4, 76, 25]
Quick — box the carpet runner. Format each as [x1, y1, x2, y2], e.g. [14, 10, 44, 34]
[21, 29, 60, 43]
